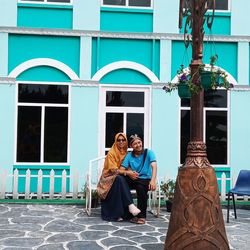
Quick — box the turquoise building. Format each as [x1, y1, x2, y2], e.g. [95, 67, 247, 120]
[0, 0, 249, 193]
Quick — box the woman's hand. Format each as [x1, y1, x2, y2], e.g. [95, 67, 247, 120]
[127, 170, 139, 180]
[149, 179, 156, 191]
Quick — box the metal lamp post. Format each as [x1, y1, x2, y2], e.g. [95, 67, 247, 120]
[164, 1, 229, 249]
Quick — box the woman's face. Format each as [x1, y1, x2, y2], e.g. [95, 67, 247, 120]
[116, 135, 126, 150]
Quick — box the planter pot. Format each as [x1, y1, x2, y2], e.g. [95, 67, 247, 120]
[200, 71, 220, 90]
[165, 200, 173, 212]
[177, 83, 191, 99]
[91, 198, 99, 208]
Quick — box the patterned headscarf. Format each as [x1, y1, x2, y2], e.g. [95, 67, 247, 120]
[103, 132, 128, 173]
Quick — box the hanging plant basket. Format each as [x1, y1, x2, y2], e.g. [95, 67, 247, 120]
[177, 83, 191, 98]
[200, 71, 220, 90]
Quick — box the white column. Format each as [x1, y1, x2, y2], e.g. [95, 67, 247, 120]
[237, 42, 249, 85]
[160, 40, 172, 82]
[80, 36, 92, 80]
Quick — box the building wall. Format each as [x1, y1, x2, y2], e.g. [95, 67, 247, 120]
[0, 0, 250, 192]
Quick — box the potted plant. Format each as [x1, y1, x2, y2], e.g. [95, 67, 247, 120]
[83, 184, 100, 208]
[199, 55, 234, 91]
[163, 57, 233, 97]
[160, 179, 176, 212]
[163, 65, 200, 98]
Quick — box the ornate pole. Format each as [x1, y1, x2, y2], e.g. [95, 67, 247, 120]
[164, 1, 229, 249]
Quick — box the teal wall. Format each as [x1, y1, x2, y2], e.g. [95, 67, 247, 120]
[152, 89, 179, 180]
[204, 13, 231, 35]
[17, 4, 73, 29]
[92, 38, 160, 79]
[231, 0, 250, 36]
[153, 0, 179, 33]
[8, 35, 80, 76]
[70, 86, 99, 191]
[100, 69, 151, 84]
[180, 13, 231, 36]
[13, 165, 70, 193]
[17, 66, 71, 82]
[0, 33, 8, 77]
[101, 8, 153, 32]
[73, 0, 100, 31]
[0, 84, 16, 192]
[171, 41, 238, 80]
[0, 0, 17, 27]
[215, 168, 231, 193]
[230, 91, 250, 178]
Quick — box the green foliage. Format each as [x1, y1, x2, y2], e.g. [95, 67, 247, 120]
[160, 179, 176, 201]
[163, 55, 233, 95]
[82, 183, 99, 198]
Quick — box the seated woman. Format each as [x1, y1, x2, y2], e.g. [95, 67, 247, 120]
[97, 132, 140, 221]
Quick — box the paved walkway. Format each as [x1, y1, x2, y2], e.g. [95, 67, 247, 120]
[0, 204, 249, 250]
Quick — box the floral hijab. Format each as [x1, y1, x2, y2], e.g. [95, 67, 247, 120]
[103, 132, 128, 174]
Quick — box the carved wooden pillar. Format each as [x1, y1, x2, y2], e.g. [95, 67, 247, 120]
[164, 1, 229, 249]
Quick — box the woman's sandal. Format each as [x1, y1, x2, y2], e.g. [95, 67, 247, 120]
[136, 218, 146, 224]
[130, 217, 146, 224]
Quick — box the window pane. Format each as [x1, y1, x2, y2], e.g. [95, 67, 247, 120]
[18, 84, 68, 104]
[17, 106, 41, 162]
[103, 0, 125, 5]
[206, 111, 227, 164]
[204, 90, 227, 108]
[181, 98, 190, 107]
[47, 0, 71, 2]
[181, 110, 190, 164]
[106, 113, 124, 147]
[44, 107, 68, 162]
[106, 91, 144, 107]
[20, 0, 43, 2]
[129, 0, 151, 7]
[127, 113, 144, 142]
[208, 0, 228, 10]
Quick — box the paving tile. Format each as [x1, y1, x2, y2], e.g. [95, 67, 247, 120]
[80, 230, 109, 240]
[101, 237, 136, 247]
[0, 204, 249, 250]
[44, 219, 85, 233]
[67, 241, 103, 250]
[37, 244, 65, 250]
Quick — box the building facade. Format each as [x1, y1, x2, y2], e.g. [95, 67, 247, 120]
[0, 0, 250, 193]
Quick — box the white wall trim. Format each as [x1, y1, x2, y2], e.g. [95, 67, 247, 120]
[2, 26, 250, 43]
[8, 58, 79, 80]
[92, 61, 160, 83]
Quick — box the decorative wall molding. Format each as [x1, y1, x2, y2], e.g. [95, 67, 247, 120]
[92, 61, 160, 82]
[0, 77, 16, 85]
[71, 79, 99, 87]
[2, 26, 250, 42]
[8, 58, 79, 80]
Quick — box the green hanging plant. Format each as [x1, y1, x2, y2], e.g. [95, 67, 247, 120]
[199, 55, 234, 90]
[163, 65, 200, 98]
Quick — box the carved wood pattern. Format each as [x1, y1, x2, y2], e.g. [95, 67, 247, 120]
[165, 141, 229, 250]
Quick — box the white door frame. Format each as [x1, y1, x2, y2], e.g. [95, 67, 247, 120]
[98, 84, 152, 156]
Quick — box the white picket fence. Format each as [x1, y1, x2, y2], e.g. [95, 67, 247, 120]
[0, 169, 249, 201]
[0, 169, 83, 200]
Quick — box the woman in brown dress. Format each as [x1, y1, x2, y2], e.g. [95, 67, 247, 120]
[97, 132, 140, 221]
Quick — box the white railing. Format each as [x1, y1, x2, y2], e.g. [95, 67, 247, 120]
[0, 169, 84, 200]
[0, 169, 249, 203]
[85, 156, 106, 215]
